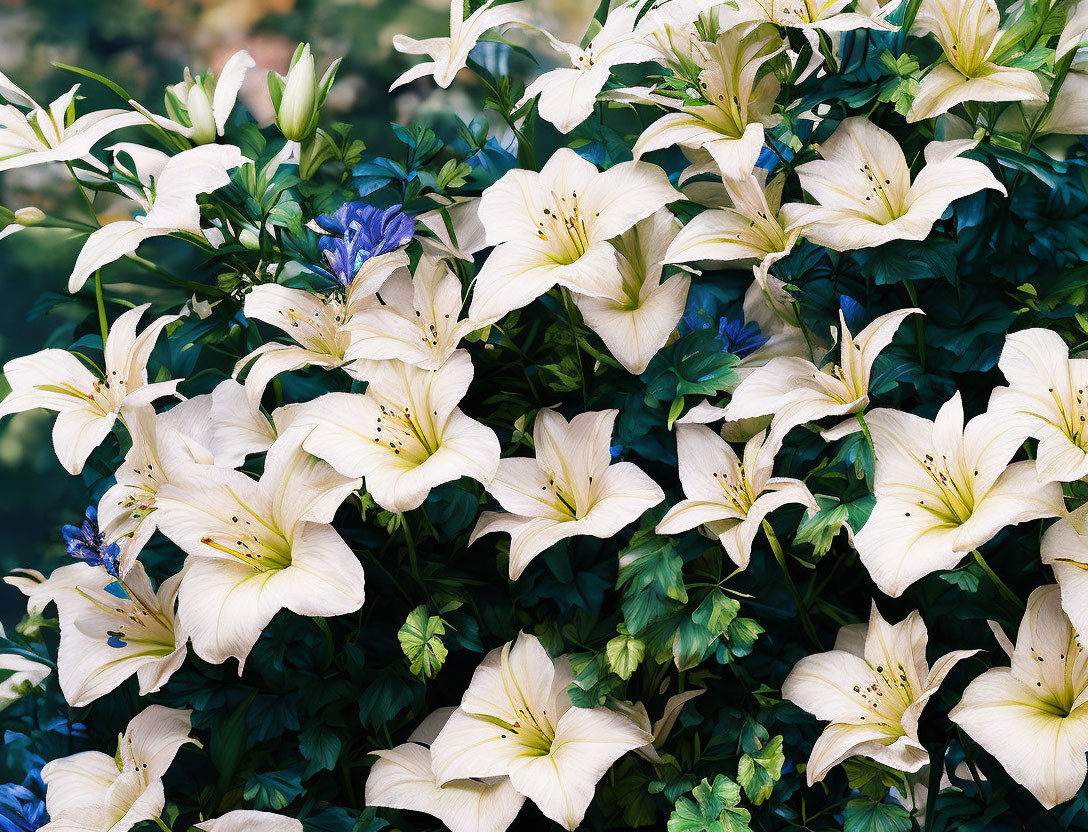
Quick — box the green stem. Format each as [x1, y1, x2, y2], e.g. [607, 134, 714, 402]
[763, 520, 821, 648]
[152, 818, 172, 832]
[94, 271, 109, 346]
[65, 164, 100, 227]
[399, 514, 428, 599]
[971, 549, 1024, 609]
[898, 0, 925, 50]
[1010, 51, 1076, 197]
[902, 280, 925, 371]
[855, 411, 874, 454]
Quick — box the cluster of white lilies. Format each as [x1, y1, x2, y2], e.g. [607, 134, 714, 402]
[4, 0, 1088, 827]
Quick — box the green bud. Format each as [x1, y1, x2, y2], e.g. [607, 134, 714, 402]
[276, 43, 318, 141]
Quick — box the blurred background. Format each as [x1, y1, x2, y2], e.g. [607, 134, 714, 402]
[0, 0, 593, 625]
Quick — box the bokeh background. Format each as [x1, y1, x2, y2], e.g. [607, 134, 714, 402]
[0, 0, 592, 625]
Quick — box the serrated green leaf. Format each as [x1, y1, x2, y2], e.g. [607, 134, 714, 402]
[397, 605, 448, 679]
[737, 735, 784, 805]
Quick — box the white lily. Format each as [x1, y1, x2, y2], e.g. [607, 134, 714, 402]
[131, 50, 256, 144]
[390, 0, 531, 90]
[12, 560, 185, 708]
[39, 706, 197, 832]
[471, 409, 664, 579]
[950, 585, 1088, 809]
[656, 426, 817, 569]
[0, 73, 145, 173]
[153, 427, 365, 668]
[517, 3, 660, 134]
[416, 196, 488, 262]
[98, 383, 276, 571]
[344, 254, 477, 370]
[1042, 503, 1088, 645]
[731, 0, 902, 31]
[988, 328, 1088, 483]
[429, 632, 651, 830]
[366, 707, 527, 832]
[0, 623, 50, 709]
[68, 143, 246, 291]
[0, 304, 179, 475]
[722, 308, 921, 446]
[854, 392, 1065, 597]
[907, 0, 1046, 122]
[780, 118, 1005, 251]
[284, 350, 499, 513]
[611, 689, 706, 763]
[783, 603, 977, 784]
[665, 170, 799, 276]
[195, 812, 302, 832]
[572, 209, 691, 375]
[632, 29, 782, 179]
[468, 147, 680, 323]
[235, 250, 408, 403]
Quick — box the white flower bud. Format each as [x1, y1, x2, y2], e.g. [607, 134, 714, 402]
[186, 82, 218, 145]
[13, 207, 45, 225]
[276, 44, 317, 142]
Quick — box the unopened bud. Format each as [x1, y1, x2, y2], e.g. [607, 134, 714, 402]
[14, 207, 45, 226]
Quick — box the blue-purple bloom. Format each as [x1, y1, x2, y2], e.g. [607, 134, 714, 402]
[0, 772, 47, 832]
[839, 294, 865, 330]
[314, 202, 415, 286]
[61, 506, 119, 577]
[716, 317, 769, 359]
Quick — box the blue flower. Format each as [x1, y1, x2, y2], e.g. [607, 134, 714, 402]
[313, 202, 415, 286]
[60, 506, 119, 577]
[680, 284, 719, 334]
[0, 771, 47, 832]
[839, 294, 865, 330]
[716, 317, 770, 359]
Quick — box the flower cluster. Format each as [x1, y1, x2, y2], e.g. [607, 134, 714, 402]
[3, 0, 1088, 829]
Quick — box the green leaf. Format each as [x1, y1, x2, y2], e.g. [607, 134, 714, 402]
[51, 62, 132, 102]
[726, 617, 764, 658]
[299, 724, 342, 778]
[397, 605, 448, 679]
[668, 775, 752, 832]
[737, 735, 784, 805]
[843, 798, 912, 832]
[606, 627, 646, 680]
[210, 691, 256, 782]
[617, 533, 688, 636]
[692, 590, 740, 638]
[842, 758, 908, 802]
[795, 494, 874, 557]
[857, 238, 957, 285]
[243, 768, 305, 810]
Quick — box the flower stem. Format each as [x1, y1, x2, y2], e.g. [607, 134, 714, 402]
[94, 270, 109, 346]
[399, 514, 428, 600]
[855, 411, 876, 488]
[65, 163, 100, 227]
[971, 549, 1024, 609]
[763, 519, 821, 648]
[901, 280, 925, 370]
[153, 818, 172, 832]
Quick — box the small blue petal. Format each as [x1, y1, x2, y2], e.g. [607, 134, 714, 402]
[60, 507, 119, 576]
[839, 294, 865, 330]
[716, 317, 770, 359]
[103, 581, 129, 600]
[609, 444, 623, 460]
[106, 635, 127, 649]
